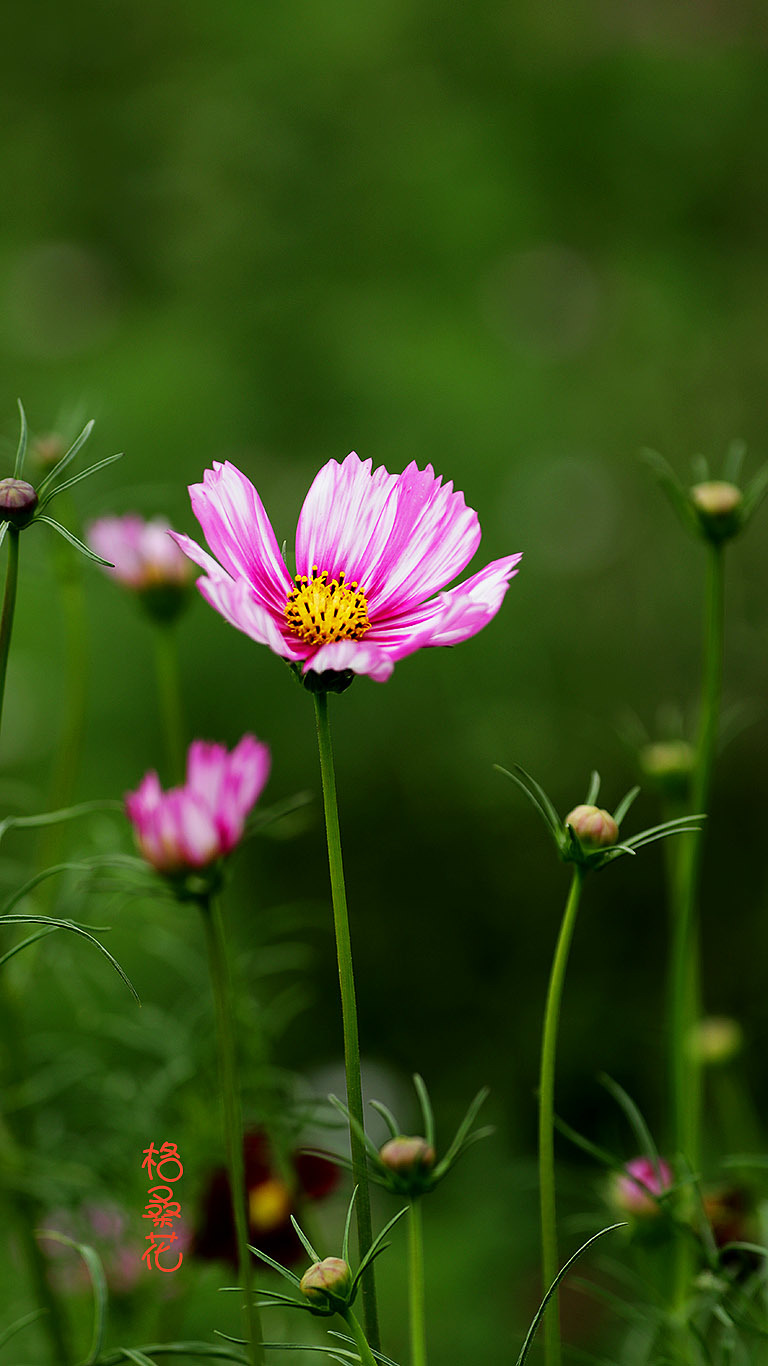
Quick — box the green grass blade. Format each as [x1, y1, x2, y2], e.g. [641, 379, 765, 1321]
[515, 1225, 625, 1366]
[36, 419, 95, 496]
[13, 399, 28, 477]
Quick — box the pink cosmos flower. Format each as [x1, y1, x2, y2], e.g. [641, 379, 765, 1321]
[126, 735, 270, 874]
[172, 454, 522, 683]
[612, 1156, 674, 1216]
[88, 515, 193, 590]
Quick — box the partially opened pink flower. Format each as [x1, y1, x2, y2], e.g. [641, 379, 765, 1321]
[126, 735, 270, 874]
[89, 515, 193, 591]
[172, 454, 522, 683]
[612, 1156, 674, 1217]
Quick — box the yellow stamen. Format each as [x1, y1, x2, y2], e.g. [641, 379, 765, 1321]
[285, 566, 371, 646]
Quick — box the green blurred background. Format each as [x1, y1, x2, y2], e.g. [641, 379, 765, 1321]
[1, 0, 767, 1358]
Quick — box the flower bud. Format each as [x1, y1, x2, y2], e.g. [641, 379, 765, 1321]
[690, 481, 743, 541]
[639, 740, 695, 800]
[32, 433, 66, 469]
[690, 481, 742, 518]
[564, 804, 618, 849]
[0, 478, 38, 528]
[379, 1135, 436, 1178]
[610, 1156, 673, 1217]
[688, 1015, 743, 1067]
[299, 1256, 351, 1309]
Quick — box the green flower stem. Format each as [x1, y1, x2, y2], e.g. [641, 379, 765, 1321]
[312, 691, 380, 1353]
[344, 1308, 379, 1366]
[152, 623, 186, 782]
[200, 894, 265, 1366]
[539, 865, 586, 1366]
[408, 1198, 427, 1366]
[670, 541, 725, 1308]
[0, 528, 20, 737]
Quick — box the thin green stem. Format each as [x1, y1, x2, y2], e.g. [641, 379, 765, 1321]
[670, 542, 725, 1313]
[344, 1308, 379, 1366]
[152, 624, 186, 782]
[408, 1198, 427, 1366]
[200, 894, 265, 1366]
[312, 691, 380, 1353]
[538, 865, 586, 1366]
[0, 528, 20, 738]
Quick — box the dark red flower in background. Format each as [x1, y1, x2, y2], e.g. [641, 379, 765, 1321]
[194, 1129, 339, 1266]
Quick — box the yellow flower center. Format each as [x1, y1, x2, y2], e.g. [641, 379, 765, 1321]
[285, 567, 371, 646]
[248, 1178, 292, 1232]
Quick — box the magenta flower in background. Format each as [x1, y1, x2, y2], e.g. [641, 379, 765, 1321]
[612, 1156, 674, 1216]
[172, 454, 522, 683]
[88, 514, 193, 590]
[126, 735, 270, 874]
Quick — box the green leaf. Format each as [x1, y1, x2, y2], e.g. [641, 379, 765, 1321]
[37, 451, 123, 509]
[39, 1230, 107, 1364]
[328, 1331, 401, 1365]
[352, 1206, 407, 1287]
[341, 1187, 357, 1264]
[328, 1093, 381, 1163]
[0, 521, 8, 552]
[118, 1351, 158, 1366]
[368, 1099, 399, 1140]
[432, 1085, 489, 1180]
[723, 439, 747, 485]
[514, 1224, 625, 1366]
[0, 924, 60, 968]
[413, 1074, 435, 1149]
[495, 764, 562, 842]
[641, 449, 699, 537]
[289, 1213, 322, 1264]
[612, 786, 640, 827]
[36, 418, 95, 497]
[13, 399, 28, 477]
[0, 1307, 46, 1349]
[34, 514, 114, 565]
[0, 798, 123, 847]
[247, 1244, 302, 1287]
[585, 771, 601, 805]
[599, 1075, 665, 1193]
[553, 1113, 627, 1174]
[741, 461, 768, 523]
[1, 914, 139, 1002]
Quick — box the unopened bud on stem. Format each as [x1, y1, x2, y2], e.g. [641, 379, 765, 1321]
[379, 1135, 436, 1176]
[0, 478, 38, 528]
[564, 804, 618, 849]
[299, 1256, 351, 1309]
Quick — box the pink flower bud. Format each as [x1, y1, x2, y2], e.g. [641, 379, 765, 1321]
[379, 1136, 436, 1176]
[126, 735, 270, 875]
[564, 804, 619, 849]
[612, 1156, 673, 1217]
[299, 1256, 351, 1307]
[0, 478, 38, 528]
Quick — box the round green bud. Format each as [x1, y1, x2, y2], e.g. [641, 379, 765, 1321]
[0, 478, 38, 528]
[690, 481, 743, 542]
[299, 1256, 352, 1309]
[564, 804, 619, 848]
[379, 1135, 436, 1177]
